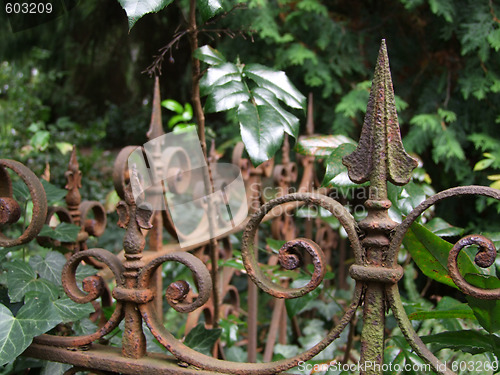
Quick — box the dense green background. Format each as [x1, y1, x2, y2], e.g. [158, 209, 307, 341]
[3, 0, 500, 231]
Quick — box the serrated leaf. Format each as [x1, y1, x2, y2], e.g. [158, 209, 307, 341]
[184, 323, 221, 356]
[204, 80, 250, 113]
[38, 222, 80, 243]
[29, 251, 66, 286]
[197, 0, 223, 23]
[244, 64, 306, 109]
[194, 45, 226, 66]
[239, 102, 284, 165]
[6, 260, 59, 303]
[253, 87, 300, 139]
[465, 274, 500, 333]
[200, 62, 242, 93]
[117, 0, 173, 30]
[41, 179, 67, 204]
[322, 143, 360, 188]
[295, 134, 356, 157]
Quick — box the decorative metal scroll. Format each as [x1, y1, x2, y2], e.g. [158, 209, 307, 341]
[1, 40, 499, 375]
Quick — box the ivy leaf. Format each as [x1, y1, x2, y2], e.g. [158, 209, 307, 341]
[29, 251, 66, 286]
[184, 323, 221, 356]
[52, 296, 95, 323]
[0, 296, 61, 366]
[0, 304, 33, 366]
[6, 260, 59, 303]
[117, 0, 174, 30]
[197, 0, 223, 23]
[238, 102, 284, 165]
[38, 222, 80, 243]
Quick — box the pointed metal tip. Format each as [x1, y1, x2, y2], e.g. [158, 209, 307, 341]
[147, 76, 164, 140]
[68, 145, 79, 170]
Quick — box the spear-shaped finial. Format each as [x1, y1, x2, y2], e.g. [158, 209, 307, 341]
[343, 40, 417, 193]
[146, 76, 165, 140]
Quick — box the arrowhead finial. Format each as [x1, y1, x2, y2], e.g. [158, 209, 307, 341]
[343, 40, 417, 190]
[147, 76, 165, 140]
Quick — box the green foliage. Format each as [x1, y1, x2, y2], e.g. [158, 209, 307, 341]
[196, 45, 306, 165]
[118, 0, 174, 30]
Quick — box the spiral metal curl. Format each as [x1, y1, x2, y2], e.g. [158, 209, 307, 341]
[241, 192, 362, 299]
[448, 235, 500, 299]
[34, 248, 125, 347]
[386, 186, 500, 374]
[0, 159, 47, 247]
[137, 251, 211, 313]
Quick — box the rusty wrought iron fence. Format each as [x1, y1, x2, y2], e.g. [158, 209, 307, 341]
[1, 40, 499, 375]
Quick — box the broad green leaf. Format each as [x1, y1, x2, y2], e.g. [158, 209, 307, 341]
[52, 296, 94, 323]
[6, 260, 59, 303]
[244, 64, 306, 109]
[403, 221, 485, 289]
[17, 294, 61, 335]
[465, 274, 500, 333]
[184, 323, 221, 356]
[41, 179, 67, 204]
[200, 62, 242, 92]
[117, 0, 173, 30]
[253, 87, 299, 139]
[204, 80, 250, 113]
[38, 222, 80, 243]
[197, 0, 223, 23]
[194, 45, 226, 66]
[322, 143, 360, 189]
[238, 102, 284, 165]
[424, 217, 464, 237]
[29, 251, 66, 286]
[0, 304, 32, 366]
[421, 330, 500, 355]
[0, 296, 62, 366]
[295, 134, 356, 157]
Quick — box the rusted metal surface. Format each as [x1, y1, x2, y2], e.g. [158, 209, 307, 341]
[0, 159, 47, 246]
[4, 39, 500, 375]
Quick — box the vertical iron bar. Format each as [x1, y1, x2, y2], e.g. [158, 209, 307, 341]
[343, 40, 418, 375]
